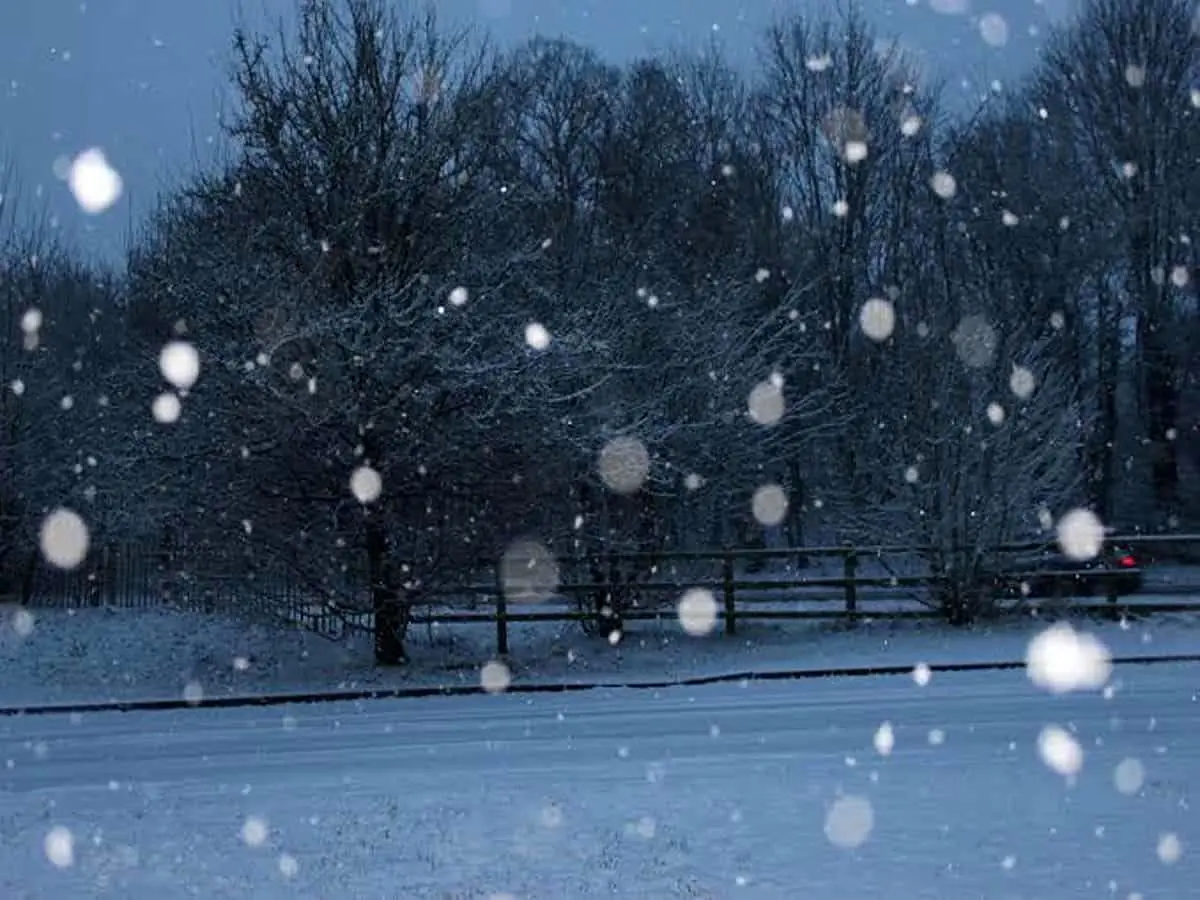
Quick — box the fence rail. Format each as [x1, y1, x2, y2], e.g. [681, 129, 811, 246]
[11, 534, 1200, 656]
[288, 534, 1200, 653]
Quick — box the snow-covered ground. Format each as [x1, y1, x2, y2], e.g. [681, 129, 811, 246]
[2, 664, 1194, 897]
[2, 599, 1198, 709]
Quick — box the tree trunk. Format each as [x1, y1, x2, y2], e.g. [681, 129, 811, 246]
[367, 511, 406, 665]
[1145, 339, 1180, 521]
[1130, 191, 1179, 523]
[1090, 292, 1120, 521]
[786, 460, 807, 567]
[18, 549, 38, 606]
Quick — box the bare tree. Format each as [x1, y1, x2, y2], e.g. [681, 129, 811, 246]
[846, 119, 1093, 621]
[755, 6, 942, 520]
[125, 0, 553, 662]
[0, 160, 133, 603]
[1037, 0, 1199, 524]
[876, 279, 1089, 621]
[946, 95, 1123, 519]
[108, 0, 1195, 657]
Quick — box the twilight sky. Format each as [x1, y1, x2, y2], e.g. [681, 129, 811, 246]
[1, 0, 1075, 262]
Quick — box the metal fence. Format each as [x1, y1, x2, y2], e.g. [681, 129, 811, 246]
[22, 543, 306, 619]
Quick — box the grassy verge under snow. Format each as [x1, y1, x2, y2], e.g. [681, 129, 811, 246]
[3, 600, 1198, 709]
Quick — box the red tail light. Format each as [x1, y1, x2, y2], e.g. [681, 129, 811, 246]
[1118, 554, 1136, 568]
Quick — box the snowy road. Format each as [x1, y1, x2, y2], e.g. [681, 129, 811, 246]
[1, 666, 1196, 898]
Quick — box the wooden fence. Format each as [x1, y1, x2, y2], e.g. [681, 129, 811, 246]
[401, 535, 1200, 656]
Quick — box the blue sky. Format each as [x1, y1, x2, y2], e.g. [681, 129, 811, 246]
[1, 0, 1075, 261]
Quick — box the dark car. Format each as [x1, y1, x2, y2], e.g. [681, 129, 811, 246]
[992, 542, 1143, 601]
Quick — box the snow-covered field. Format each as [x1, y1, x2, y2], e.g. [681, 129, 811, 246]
[1, 664, 1195, 897]
[2, 599, 1199, 709]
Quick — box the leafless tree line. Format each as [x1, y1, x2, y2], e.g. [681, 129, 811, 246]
[2, 0, 1196, 656]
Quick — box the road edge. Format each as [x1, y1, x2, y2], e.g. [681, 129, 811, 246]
[3, 652, 1199, 717]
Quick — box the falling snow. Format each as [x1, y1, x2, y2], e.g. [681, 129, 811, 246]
[67, 148, 122, 214]
[597, 436, 650, 495]
[978, 13, 1009, 47]
[241, 816, 269, 848]
[747, 379, 785, 426]
[158, 341, 200, 391]
[751, 483, 788, 527]
[1037, 725, 1084, 778]
[524, 322, 551, 350]
[873, 722, 895, 756]
[1009, 365, 1036, 399]
[1114, 757, 1146, 795]
[951, 315, 998, 369]
[1157, 833, 1183, 865]
[1056, 509, 1106, 561]
[38, 508, 90, 570]
[349, 466, 383, 504]
[42, 827, 75, 869]
[677, 588, 719, 637]
[824, 795, 875, 849]
[859, 298, 897, 341]
[152, 392, 182, 424]
[480, 660, 512, 693]
[931, 171, 957, 199]
[9, 607, 35, 638]
[1026, 623, 1113, 694]
[499, 539, 559, 603]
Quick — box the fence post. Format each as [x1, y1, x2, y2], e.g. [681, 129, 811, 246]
[493, 560, 509, 657]
[843, 545, 858, 626]
[102, 544, 115, 607]
[722, 549, 737, 636]
[1105, 578, 1120, 622]
[605, 551, 622, 638]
